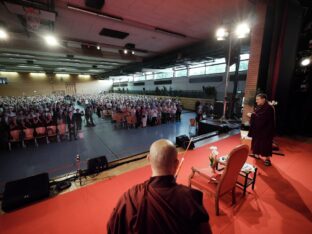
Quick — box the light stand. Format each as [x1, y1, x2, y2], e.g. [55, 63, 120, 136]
[220, 33, 232, 123]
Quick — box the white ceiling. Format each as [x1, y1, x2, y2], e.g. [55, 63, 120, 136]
[0, 0, 253, 74]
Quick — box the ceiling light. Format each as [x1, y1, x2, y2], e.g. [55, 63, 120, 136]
[235, 23, 250, 39]
[30, 72, 46, 77]
[216, 27, 228, 40]
[56, 73, 70, 78]
[44, 35, 59, 46]
[300, 57, 311, 67]
[97, 45, 101, 50]
[78, 74, 91, 79]
[131, 51, 135, 55]
[123, 49, 128, 54]
[0, 28, 8, 40]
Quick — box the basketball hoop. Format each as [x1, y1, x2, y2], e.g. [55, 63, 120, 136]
[25, 7, 41, 31]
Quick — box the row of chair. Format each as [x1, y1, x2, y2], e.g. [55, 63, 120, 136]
[8, 124, 67, 151]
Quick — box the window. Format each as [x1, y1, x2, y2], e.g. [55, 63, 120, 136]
[133, 74, 145, 81]
[189, 65, 205, 76]
[175, 69, 187, 77]
[154, 71, 173, 79]
[145, 72, 154, 80]
[230, 64, 236, 72]
[239, 60, 249, 71]
[206, 63, 226, 74]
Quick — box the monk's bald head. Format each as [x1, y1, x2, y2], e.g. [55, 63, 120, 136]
[148, 139, 178, 176]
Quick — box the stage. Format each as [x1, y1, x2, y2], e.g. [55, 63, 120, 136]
[198, 118, 241, 135]
[1, 135, 311, 234]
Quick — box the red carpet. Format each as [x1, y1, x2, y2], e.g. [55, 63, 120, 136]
[1, 135, 312, 234]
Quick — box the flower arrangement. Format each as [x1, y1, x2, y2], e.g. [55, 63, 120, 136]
[268, 100, 278, 106]
[209, 146, 219, 167]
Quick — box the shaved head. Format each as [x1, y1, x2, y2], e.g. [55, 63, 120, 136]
[148, 139, 179, 176]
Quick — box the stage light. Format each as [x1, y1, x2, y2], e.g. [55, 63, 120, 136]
[131, 50, 135, 55]
[44, 35, 59, 46]
[0, 28, 8, 40]
[123, 49, 128, 54]
[300, 57, 311, 67]
[216, 27, 228, 40]
[235, 23, 250, 39]
[97, 45, 101, 50]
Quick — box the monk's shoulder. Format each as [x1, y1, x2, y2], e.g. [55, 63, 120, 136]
[174, 183, 203, 201]
[123, 180, 148, 200]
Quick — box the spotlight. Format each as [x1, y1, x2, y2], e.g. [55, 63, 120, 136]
[123, 49, 128, 54]
[0, 28, 8, 40]
[131, 50, 135, 55]
[97, 45, 101, 50]
[235, 23, 250, 39]
[216, 27, 228, 40]
[44, 35, 59, 46]
[300, 57, 311, 67]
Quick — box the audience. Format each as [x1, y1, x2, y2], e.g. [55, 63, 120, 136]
[0, 94, 183, 148]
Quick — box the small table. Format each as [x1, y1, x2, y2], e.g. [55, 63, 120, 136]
[216, 155, 257, 195]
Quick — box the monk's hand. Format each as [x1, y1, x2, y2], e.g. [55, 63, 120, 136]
[247, 112, 252, 118]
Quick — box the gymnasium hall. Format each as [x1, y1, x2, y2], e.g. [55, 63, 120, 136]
[0, 0, 311, 233]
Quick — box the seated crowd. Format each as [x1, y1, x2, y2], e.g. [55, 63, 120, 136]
[76, 93, 183, 128]
[0, 95, 83, 149]
[0, 94, 182, 149]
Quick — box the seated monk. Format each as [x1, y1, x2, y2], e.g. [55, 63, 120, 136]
[107, 139, 212, 234]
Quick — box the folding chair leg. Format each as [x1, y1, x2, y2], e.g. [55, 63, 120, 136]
[57, 134, 61, 142]
[46, 136, 50, 144]
[22, 141, 26, 148]
[35, 139, 38, 147]
[8, 142, 11, 151]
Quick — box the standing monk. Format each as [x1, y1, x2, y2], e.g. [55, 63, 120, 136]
[107, 139, 211, 234]
[247, 93, 275, 166]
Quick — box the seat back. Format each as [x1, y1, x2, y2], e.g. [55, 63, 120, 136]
[47, 126, 57, 136]
[24, 128, 34, 140]
[36, 127, 46, 135]
[57, 124, 66, 135]
[10, 130, 20, 142]
[216, 144, 249, 196]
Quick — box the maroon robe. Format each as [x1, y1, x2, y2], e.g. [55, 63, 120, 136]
[107, 175, 210, 234]
[248, 101, 275, 156]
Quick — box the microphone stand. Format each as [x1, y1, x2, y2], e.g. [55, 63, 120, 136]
[175, 138, 193, 180]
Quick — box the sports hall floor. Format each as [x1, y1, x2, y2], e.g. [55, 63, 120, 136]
[0, 111, 195, 193]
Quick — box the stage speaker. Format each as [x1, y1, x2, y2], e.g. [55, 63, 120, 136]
[85, 0, 105, 9]
[213, 101, 224, 118]
[2, 173, 50, 212]
[87, 156, 108, 174]
[176, 135, 195, 150]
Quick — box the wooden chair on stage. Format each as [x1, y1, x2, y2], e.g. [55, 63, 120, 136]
[189, 144, 249, 215]
[8, 130, 24, 151]
[23, 128, 37, 147]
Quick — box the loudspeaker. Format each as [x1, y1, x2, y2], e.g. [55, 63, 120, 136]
[2, 173, 50, 212]
[85, 0, 105, 9]
[176, 135, 194, 150]
[87, 156, 108, 174]
[213, 101, 224, 118]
